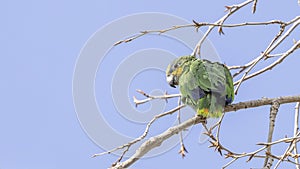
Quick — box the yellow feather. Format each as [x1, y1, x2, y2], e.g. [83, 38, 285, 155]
[197, 108, 209, 117]
[172, 67, 183, 76]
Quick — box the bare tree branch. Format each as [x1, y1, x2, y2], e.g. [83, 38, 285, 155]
[92, 104, 185, 159]
[274, 139, 296, 169]
[112, 115, 206, 169]
[191, 0, 255, 57]
[133, 89, 180, 107]
[96, 1, 300, 168]
[264, 100, 280, 167]
[224, 95, 300, 112]
[109, 95, 300, 169]
[233, 17, 300, 93]
[233, 37, 300, 88]
[257, 133, 300, 146]
[176, 96, 188, 158]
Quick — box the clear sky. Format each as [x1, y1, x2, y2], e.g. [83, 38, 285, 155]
[1, 1, 300, 169]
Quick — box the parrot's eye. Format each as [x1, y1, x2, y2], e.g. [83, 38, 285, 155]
[173, 64, 179, 69]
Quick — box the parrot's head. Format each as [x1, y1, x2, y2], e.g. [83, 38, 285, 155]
[166, 56, 196, 88]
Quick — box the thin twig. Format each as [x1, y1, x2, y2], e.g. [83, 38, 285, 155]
[264, 53, 285, 58]
[111, 146, 130, 167]
[222, 158, 238, 169]
[257, 133, 300, 146]
[216, 113, 225, 142]
[252, 0, 258, 13]
[113, 24, 194, 46]
[203, 121, 234, 156]
[234, 39, 300, 87]
[294, 102, 300, 169]
[270, 131, 300, 169]
[133, 90, 181, 106]
[113, 16, 300, 47]
[177, 96, 188, 158]
[232, 16, 300, 82]
[191, 0, 255, 57]
[230, 16, 299, 79]
[273, 141, 295, 169]
[92, 104, 185, 158]
[233, 19, 300, 91]
[233, 22, 286, 93]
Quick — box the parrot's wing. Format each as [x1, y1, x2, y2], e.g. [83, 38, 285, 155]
[178, 65, 208, 107]
[179, 59, 232, 106]
[224, 63, 235, 104]
[191, 60, 225, 93]
[190, 59, 234, 103]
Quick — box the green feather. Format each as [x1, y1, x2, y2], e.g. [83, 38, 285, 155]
[166, 55, 234, 118]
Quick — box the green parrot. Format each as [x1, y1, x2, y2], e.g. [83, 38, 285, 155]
[166, 55, 234, 118]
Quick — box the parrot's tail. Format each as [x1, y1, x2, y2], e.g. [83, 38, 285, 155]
[196, 93, 225, 118]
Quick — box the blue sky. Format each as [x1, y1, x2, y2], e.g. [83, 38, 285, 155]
[1, 1, 300, 169]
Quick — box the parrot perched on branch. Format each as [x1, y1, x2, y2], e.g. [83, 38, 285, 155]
[166, 55, 234, 118]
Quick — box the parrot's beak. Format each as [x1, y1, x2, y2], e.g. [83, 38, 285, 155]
[166, 74, 176, 88]
[169, 84, 176, 88]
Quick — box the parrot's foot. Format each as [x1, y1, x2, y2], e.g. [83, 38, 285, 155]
[196, 114, 207, 124]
